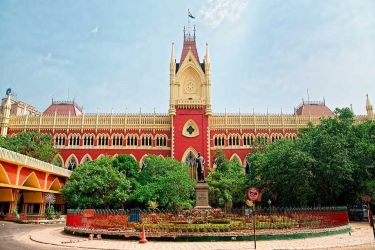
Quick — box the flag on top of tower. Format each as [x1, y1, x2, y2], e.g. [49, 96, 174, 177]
[188, 9, 195, 19]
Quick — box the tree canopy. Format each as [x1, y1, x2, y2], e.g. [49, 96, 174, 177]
[0, 132, 57, 163]
[133, 155, 195, 210]
[61, 154, 195, 210]
[247, 108, 375, 207]
[61, 157, 131, 209]
[207, 150, 246, 209]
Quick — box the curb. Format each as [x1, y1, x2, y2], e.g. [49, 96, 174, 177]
[63, 225, 352, 242]
[29, 231, 103, 250]
[27, 226, 374, 250]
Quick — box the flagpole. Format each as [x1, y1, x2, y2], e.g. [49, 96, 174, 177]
[187, 9, 190, 36]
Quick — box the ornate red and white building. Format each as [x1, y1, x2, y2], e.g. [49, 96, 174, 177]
[1, 28, 374, 175]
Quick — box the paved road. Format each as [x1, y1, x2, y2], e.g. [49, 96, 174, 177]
[0, 220, 374, 250]
[0, 221, 78, 250]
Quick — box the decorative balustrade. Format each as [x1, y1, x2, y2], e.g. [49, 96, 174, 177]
[8, 113, 171, 131]
[210, 114, 323, 130]
[0, 146, 71, 177]
[3, 113, 372, 132]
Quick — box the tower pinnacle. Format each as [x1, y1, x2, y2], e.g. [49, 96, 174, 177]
[205, 43, 210, 63]
[366, 94, 373, 120]
[170, 42, 175, 63]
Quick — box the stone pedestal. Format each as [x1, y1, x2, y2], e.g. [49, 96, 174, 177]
[194, 182, 211, 209]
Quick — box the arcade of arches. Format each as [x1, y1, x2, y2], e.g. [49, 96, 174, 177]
[0, 147, 70, 217]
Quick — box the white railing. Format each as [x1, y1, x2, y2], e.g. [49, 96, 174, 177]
[0, 147, 71, 177]
[8, 114, 171, 130]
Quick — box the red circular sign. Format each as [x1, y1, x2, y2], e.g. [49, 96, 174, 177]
[362, 195, 372, 203]
[247, 188, 260, 201]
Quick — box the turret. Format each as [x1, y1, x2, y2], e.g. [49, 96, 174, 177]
[204, 43, 212, 116]
[169, 42, 176, 116]
[1, 94, 11, 136]
[204, 42, 210, 66]
[366, 94, 373, 120]
[170, 42, 176, 72]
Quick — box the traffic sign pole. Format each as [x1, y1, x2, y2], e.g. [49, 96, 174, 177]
[253, 202, 256, 249]
[247, 188, 260, 249]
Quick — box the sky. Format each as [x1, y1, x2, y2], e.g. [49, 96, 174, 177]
[0, 0, 374, 115]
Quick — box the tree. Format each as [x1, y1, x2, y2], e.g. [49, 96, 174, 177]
[246, 108, 375, 206]
[61, 157, 130, 209]
[134, 155, 195, 210]
[112, 154, 140, 207]
[0, 132, 57, 163]
[247, 140, 315, 207]
[207, 150, 246, 209]
[298, 108, 355, 205]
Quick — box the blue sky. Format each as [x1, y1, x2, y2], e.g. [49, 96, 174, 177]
[0, 0, 374, 114]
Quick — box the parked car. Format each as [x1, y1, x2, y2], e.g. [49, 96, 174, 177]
[348, 205, 368, 221]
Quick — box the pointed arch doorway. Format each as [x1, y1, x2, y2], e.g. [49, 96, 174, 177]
[182, 147, 198, 180]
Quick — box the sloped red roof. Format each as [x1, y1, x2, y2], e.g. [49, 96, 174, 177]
[295, 101, 334, 117]
[43, 101, 83, 116]
[180, 36, 200, 64]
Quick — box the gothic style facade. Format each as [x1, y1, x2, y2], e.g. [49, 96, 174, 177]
[0, 28, 373, 175]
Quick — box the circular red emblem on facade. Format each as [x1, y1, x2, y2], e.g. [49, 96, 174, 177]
[247, 188, 260, 201]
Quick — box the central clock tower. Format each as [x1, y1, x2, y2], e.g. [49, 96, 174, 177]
[169, 27, 212, 172]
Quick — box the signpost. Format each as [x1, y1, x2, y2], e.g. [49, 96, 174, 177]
[247, 188, 260, 249]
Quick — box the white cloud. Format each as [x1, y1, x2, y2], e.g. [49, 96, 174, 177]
[40, 52, 71, 66]
[199, 0, 248, 28]
[90, 26, 99, 34]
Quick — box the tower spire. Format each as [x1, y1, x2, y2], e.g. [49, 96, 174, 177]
[366, 94, 373, 120]
[170, 42, 175, 63]
[1, 94, 11, 136]
[205, 43, 210, 63]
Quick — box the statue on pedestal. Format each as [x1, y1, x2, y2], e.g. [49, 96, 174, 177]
[196, 153, 205, 182]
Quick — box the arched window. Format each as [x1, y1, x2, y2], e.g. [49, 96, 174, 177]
[182, 148, 198, 180]
[245, 158, 251, 174]
[230, 154, 242, 165]
[141, 134, 152, 146]
[54, 134, 66, 146]
[97, 134, 109, 146]
[228, 134, 240, 146]
[139, 155, 148, 171]
[83, 134, 94, 146]
[69, 134, 80, 146]
[271, 134, 283, 143]
[67, 156, 78, 170]
[81, 155, 92, 164]
[52, 155, 63, 167]
[155, 135, 167, 147]
[112, 134, 124, 146]
[285, 133, 297, 141]
[243, 134, 255, 146]
[213, 134, 225, 147]
[126, 134, 138, 146]
[185, 151, 196, 167]
[256, 134, 269, 144]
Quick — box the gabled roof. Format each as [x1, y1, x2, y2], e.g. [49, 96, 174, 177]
[43, 101, 83, 116]
[177, 30, 205, 73]
[295, 101, 334, 117]
[180, 37, 200, 64]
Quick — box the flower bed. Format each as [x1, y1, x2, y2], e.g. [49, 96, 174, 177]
[65, 207, 350, 241]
